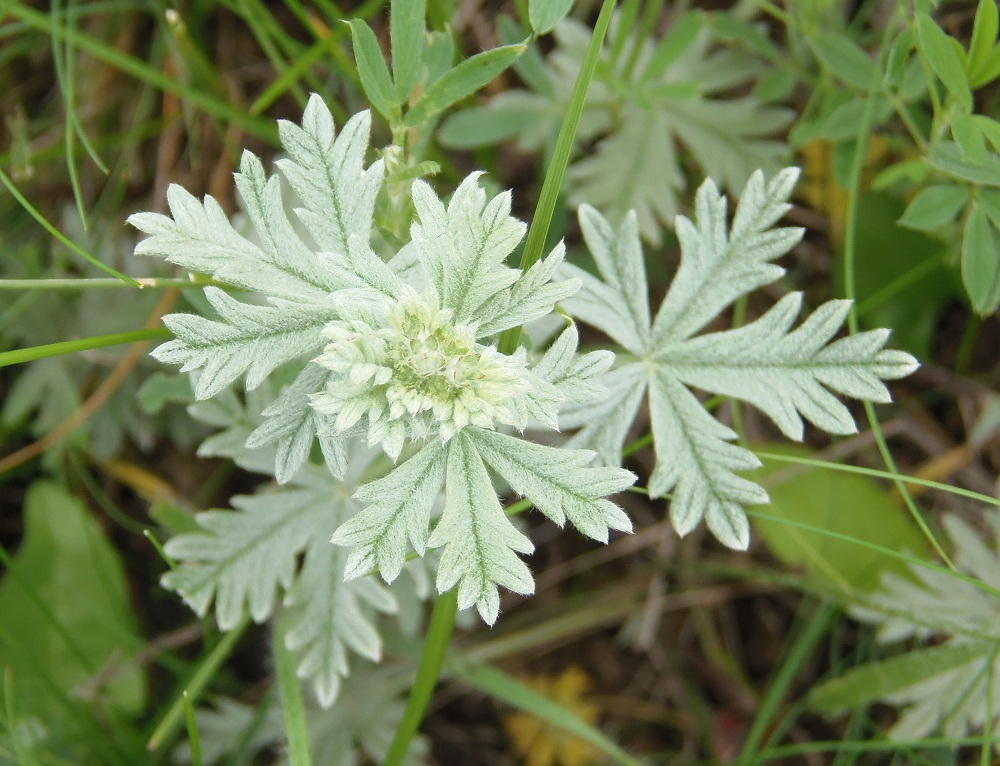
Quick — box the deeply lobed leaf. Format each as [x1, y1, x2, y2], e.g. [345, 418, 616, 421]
[561, 169, 918, 550]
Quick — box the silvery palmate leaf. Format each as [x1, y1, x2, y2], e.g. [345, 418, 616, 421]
[560, 168, 918, 549]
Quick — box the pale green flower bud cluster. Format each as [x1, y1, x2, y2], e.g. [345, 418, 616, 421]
[312, 287, 560, 459]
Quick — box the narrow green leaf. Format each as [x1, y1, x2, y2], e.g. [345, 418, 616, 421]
[182, 692, 203, 766]
[0, 328, 171, 368]
[962, 205, 1000, 315]
[971, 48, 1000, 90]
[968, 0, 999, 86]
[0, 166, 138, 286]
[498, 0, 617, 355]
[349, 19, 399, 123]
[529, 0, 574, 35]
[898, 184, 969, 231]
[391, 0, 426, 102]
[455, 663, 645, 766]
[274, 624, 312, 766]
[422, 28, 456, 86]
[146, 619, 250, 750]
[885, 28, 915, 88]
[916, 11, 973, 111]
[404, 42, 525, 127]
[6, 4, 277, 143]
[809, 30, 878, 90]
[811, 642, 992, 713]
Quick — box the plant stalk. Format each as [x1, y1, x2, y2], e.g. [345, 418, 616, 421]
[382, 589, 458, 766]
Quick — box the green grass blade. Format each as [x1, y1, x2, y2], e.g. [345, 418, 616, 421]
[0, 277, 213, 290]
[454, 663, 645, 766]
[737, 602, 837, 764]
[0, 328, 170, 368]
[146, 618, 250, 751]
[182, 691, 203, 766]
[498, 0, 616, 354]
[3, 3, 278, 143]
[745, 510, 1000, 602]
[249, 37, 334, 116]
[51, 0, 86, 229]
[273, 622, 312, 766]
[838, 7, 955, 574]
[0, 166, 139, 285]
[754, 450, 1000, 509]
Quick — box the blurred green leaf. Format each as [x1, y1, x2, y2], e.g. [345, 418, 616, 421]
[926, 141, 1000, 186]
[391, 0, 426, 102]
[898, 184, 969, 231]
[404, 42, 525, 127]
[439, 104, 542, 148]
[422, 29, 456, 87]
[349, 19, 399, 123]
[951, 111, 988, 162]
[809, 31, 877, 90]
[0, 481, 145, 757]
[137, 371, 193, 414]
[499, 15, 555, 96]
[707, 12, 780, 62]
[811, 641, 991, 713]
[643, 11, 705, 82]
[975, 188, 1000, 230]
[972, 114, 1000, 154]
[841, 191, 953, 358]
[150, 502, 202, 536]
[529, 0, 574, 35]
[885, 28, 915, 88]
[752, 67, 797, 103]
[916, 12, 973, 111]
[962, 204, 1000, 315]
[968, 0, 1000, 87]
[754, 445, 927, 592]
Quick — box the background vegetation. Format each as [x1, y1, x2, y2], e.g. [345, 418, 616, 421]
[3, 0, 1000, 763]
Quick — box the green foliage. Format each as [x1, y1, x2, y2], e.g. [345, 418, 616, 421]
[869, 1, 1000, 315]
[813, 512, 1000, 742]
[0, 481, 145, 762]
[754, 446, 928, 592]
[440, 12, 792, 244]
[529, 0, 575, 35]
[349, 1, 524, 134]
[3, 1, 993, 762]
[560, 169, 916, 549]
[131, 95, 634, 627]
